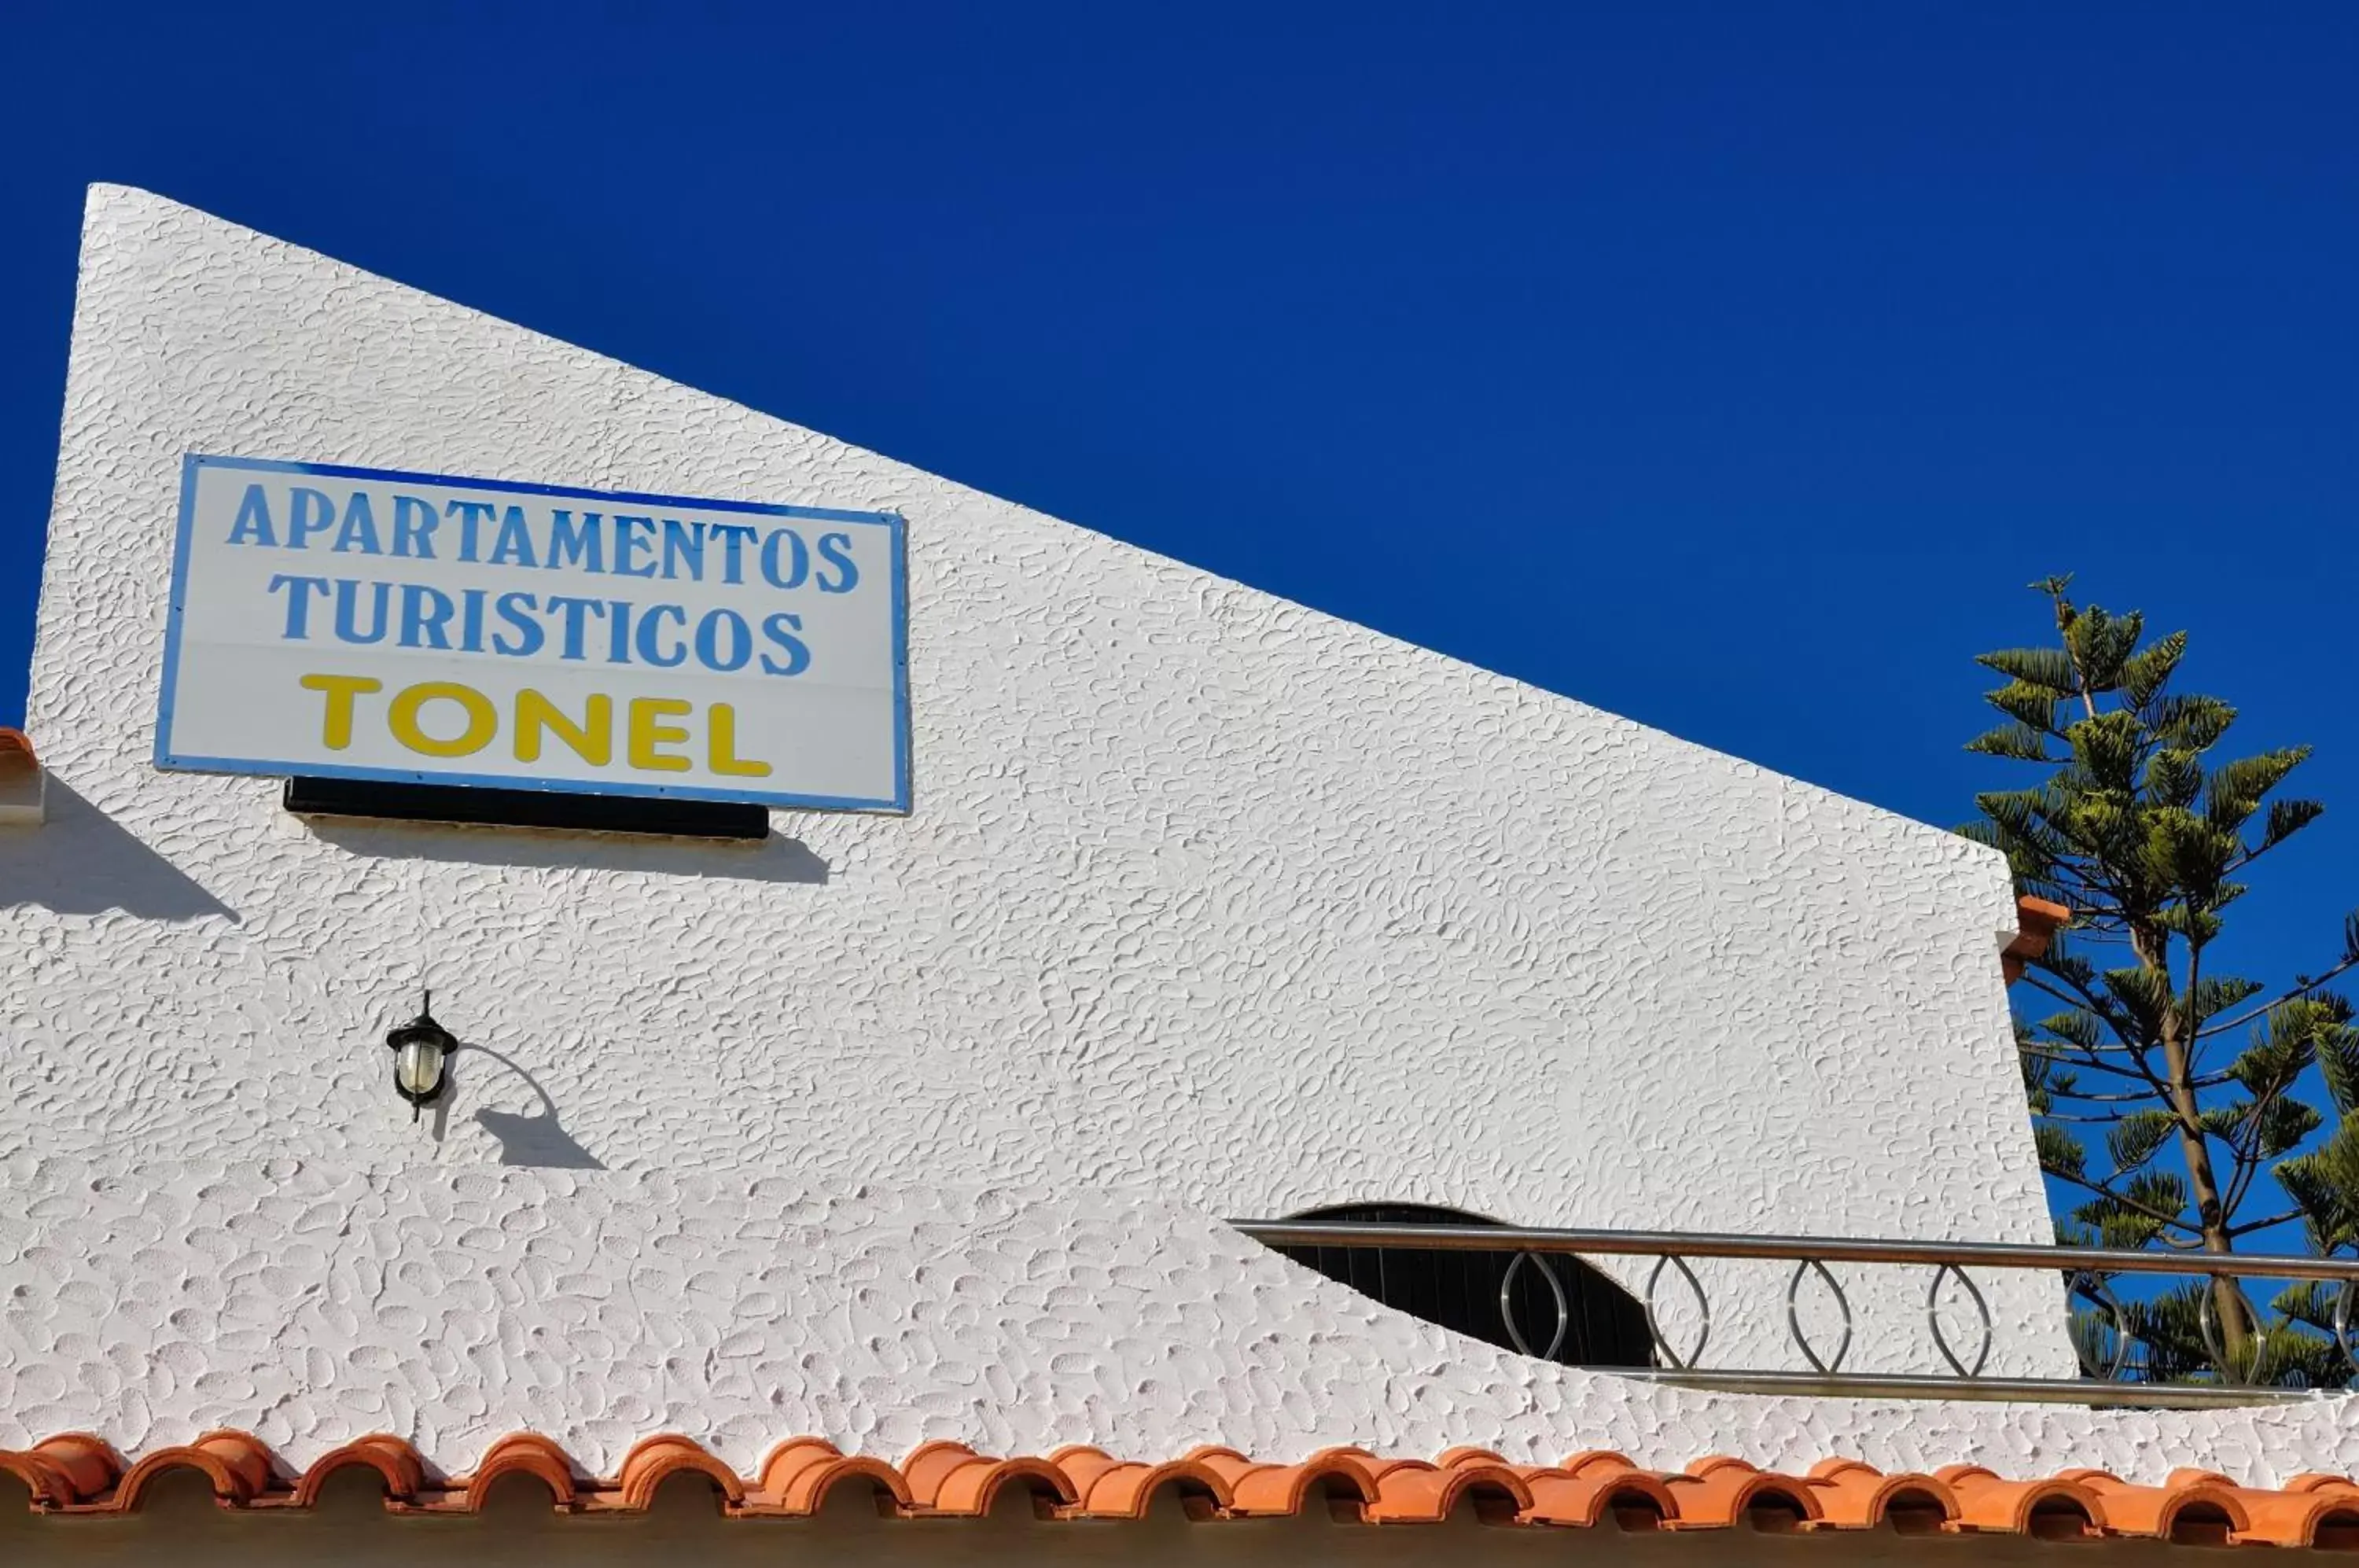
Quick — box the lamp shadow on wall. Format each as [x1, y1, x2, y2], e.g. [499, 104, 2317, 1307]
[457, 1041, 605, 1169]
[0, 780, 240, 921]
[300, 818, 830, 885]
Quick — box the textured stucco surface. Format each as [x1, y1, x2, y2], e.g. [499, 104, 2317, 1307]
[0, 182, 2102, 1443]
[0, 1161, 2350, 1489]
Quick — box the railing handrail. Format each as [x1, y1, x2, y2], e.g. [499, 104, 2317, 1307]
[1225, 1216, 2359, 1405]
[1225, 1217, 2359, 1282]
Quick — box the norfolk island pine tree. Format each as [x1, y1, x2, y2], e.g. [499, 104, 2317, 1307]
[1963, 576, 2359, 1382]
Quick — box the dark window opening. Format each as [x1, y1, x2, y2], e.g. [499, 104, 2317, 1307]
[1270, 1202, 1657, 1369]
[284, 775, 768, 840]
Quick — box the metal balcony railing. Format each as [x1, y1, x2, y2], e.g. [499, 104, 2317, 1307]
[1227, 1217, 2359, 1409]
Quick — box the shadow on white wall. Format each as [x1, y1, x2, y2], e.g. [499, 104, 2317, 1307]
[457, 1040, 605, 1169]
[0, 779, 237, 921]
[300, 815, 830, 885]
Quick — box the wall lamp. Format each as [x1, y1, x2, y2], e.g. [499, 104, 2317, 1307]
[385, 992, 458, 1121]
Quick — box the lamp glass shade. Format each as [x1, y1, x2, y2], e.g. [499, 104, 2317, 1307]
[394, 1037, 445, 1099]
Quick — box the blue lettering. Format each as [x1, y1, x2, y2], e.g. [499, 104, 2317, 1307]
[459, 587, 488, 653]
[709, 524, 757, 585]
[398, 583, 456, 650]
[694, 608, 752, 672]
[492, 591, 545, 657]
[544, 595, 605, 661]
[760, 611, 811, 676]
[391, 495, 441, 559]
[760, 527, 809, 590]
[660, 518, 706, 581]
[267, 574, 330, 639]
[287, 487, 339, 550]
[815, 532, 860, 594]
[333, 579, 392, 645]
[635, 603, 688, 668]
[611, 515, 658, 579]
[333, 492, 383, 554]
[548, 510, 604, 573]
[226, 484, 278, 547]
[447, 499, 499, 562]
[489, 505, 539, 568]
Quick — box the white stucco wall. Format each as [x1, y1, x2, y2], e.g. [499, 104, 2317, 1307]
[3, 186, 2065, 1383]
[0, 1161, 2344, 1489]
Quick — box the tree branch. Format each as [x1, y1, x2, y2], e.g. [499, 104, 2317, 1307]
[2042, 1168, 2204, 1239]
[2019, 966, 2136, 1025]
[2226, 1210, 2306, 1239]
[2015, 984, 2173, 1102]
[2042, 1077, 2232, 1101]
[2223, 1118, 2265, 1218]
[2023, 1036, 2155, 1059]
[2193, 955, 2359, 1039]
[2221, 1079, 2295, 1222]
[2022, 1049, 2172, 1084]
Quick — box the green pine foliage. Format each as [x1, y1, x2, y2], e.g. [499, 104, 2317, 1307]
[1964, 577, 2359, 1384]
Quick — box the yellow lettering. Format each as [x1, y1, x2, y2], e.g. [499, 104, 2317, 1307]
[387, 681, 498, 758]
[707, 703, 772, 778]
[627, 697, 694, 772]
[515, 689, 613, 766]
[298, 673, 383, 750]
[296, 680, 760, 775]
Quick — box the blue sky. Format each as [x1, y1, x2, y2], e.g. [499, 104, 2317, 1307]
[4, 5, 2354, 1227]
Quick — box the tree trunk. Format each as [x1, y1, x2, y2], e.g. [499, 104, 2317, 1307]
[2135, 921, 2259, 1371]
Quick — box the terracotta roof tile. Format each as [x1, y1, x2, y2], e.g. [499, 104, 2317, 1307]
[113, 1430, 278, 1511]
[616, 1434, 746, 1512]
[0, 1435, 117, 1510]
[749, 1437, 907, 1515]
[0, 727, 40, 826]
[2004, 894, 2072, 984]
[1801, 1458, 1959, 1532]
[1205, 1445, 1380, 1517]
[1938, 1463, 2107, 1538]
[289, 1434, 425, 1508]
[1, 1431, 2354, 1542]
[464, 1432, 582, 1511]
[900, 1441, 1075, 1515]
[1664, 1456, 1820, 1531]
[2236, 1476, 2359, 1549]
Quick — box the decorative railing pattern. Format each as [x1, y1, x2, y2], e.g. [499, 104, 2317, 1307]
[1228, 1217, 2359, 1408]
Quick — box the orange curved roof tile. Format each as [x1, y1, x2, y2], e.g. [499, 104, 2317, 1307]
[1664, 1456, 1821, 1531]
[616, 1434, 746, 1512]
[1802, 1458, 1960, 1531]
[1202, 1445, 1382, 1516]
[0, 1435, 117, 1511]
[462, 1432, 580, 1511]
[757, 1437, 913, 1514]
[1053, 1449, 1235, 1519]
[289, 1434, 425, 1508]
[113, 1430, 278, 1511]
[2238, 1476, 2359, 1550]
[901, 1441, 1077, 1515]
[2004, 894, 2072, 984]
[1938, 1463, 2107, 1538]
[0, 1431, 2351, 1543]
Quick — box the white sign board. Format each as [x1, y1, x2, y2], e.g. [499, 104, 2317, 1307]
[156, 455, 910, 812]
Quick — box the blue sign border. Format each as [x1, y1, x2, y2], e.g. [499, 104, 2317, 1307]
[156, 454, 913, 815]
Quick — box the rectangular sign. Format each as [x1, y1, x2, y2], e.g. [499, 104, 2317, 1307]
[156, 455, 909, 812]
